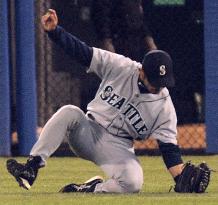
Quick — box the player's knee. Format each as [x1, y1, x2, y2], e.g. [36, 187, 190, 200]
[121, 163, 143, 193]
[124, 173, 143, 193]
[56, 105, 84, 122]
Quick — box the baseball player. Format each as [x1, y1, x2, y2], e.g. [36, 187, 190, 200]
[6, 9, 210, 193]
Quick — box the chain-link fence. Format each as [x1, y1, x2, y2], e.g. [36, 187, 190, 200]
[33, 0, 205, 155]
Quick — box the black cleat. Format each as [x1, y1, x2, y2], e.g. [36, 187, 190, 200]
[6, 156, 43, 190]
[59, 176, 103, 193]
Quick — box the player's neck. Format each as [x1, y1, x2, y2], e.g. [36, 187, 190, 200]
[137, 81, 149, 93]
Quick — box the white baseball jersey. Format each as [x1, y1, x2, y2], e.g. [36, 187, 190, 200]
[86, 48, 177, 144]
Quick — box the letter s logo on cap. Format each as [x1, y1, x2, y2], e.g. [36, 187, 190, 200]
[160, 65, 166, 76]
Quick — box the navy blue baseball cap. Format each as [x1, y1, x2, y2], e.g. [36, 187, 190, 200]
[142, 50, 175, 88]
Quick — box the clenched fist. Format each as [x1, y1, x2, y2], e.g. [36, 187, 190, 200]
[41, 9, 58, 31]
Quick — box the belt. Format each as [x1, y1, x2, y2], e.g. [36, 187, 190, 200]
[87, 113, 96, 121]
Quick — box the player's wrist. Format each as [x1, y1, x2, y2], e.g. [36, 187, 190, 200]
[45, 25, 58, 34]
[45, 24, 58, 32]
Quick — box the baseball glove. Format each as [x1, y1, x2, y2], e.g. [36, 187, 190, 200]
[174, 161, 211, 193]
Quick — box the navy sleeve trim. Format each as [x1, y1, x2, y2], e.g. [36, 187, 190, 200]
[158, 140, 183, 169]
[47, 26, 93, 67]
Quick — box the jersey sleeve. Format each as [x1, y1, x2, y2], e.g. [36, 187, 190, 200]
[87, 47, 140, 79]
[151, 97, 178, 145]
[47, 25, 93, 67]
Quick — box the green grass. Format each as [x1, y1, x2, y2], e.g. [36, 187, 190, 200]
[0, 156, 218, 205]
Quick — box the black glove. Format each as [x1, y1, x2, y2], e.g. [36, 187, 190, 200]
[174, 161, 211, 193]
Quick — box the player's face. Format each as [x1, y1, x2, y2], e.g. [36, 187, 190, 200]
[139, 69, 162, 94]
[143, 78, 162, 94]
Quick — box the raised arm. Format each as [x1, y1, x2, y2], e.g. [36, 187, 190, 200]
[41, 9, 93, 67]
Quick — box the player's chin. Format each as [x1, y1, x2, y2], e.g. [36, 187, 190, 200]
[150, 87, 163, 94]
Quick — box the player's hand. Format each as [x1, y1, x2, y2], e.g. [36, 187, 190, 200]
[41, 9, 58, 31]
